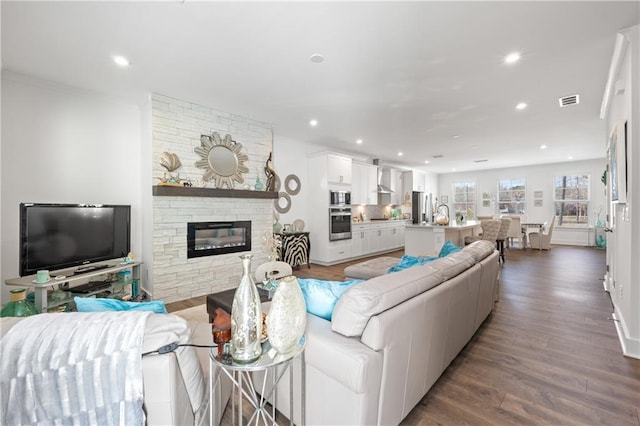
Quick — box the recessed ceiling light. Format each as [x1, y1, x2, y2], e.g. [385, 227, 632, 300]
[452, 135, 460, 139]
[471, 145, 479, 149]
[505, 52, 521, 64]
[424, 160, 429, 164]
[309, 119, 318, 127]
[515, 102, 527, 110]
[540, 144, 548, 150]
[397, 152, 403, 156]
[568, 155, 573, 160]
[356, 139, 363, 144]
[113, 55, 130, 67]
[452, 168, 457, 172]
[310, 54, 324, 63]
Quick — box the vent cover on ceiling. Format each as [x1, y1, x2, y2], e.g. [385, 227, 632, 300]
[559, 94, 580, 107]
[432, 154, 444, 159]
[474, 159, 488, 163]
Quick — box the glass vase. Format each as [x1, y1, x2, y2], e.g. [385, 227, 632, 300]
[231, 254, 263, 363]
[0, 288, 38, 317]
[266, 276, 307, 354]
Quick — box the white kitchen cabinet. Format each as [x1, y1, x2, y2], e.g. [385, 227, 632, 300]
[389, 169, 403, 205]
[369, 225, 383, 252]
[397, 223, 405, 247]
[351, 162, 378, 205]
[389, 224, 402, 248]
[402, 170, 426, 193]
[351, 225, 370, 257]
[350, 221, 406, 258]
[327, 154, 352, 185]
[351, 163, 363, 204]
[327, 239, 352, 262]
[380, 227, 393, 251]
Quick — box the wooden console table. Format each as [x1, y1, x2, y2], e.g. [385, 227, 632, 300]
[275, 232, 311, 269]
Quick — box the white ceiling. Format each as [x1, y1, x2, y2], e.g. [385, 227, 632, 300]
[2, 1, 638, 174]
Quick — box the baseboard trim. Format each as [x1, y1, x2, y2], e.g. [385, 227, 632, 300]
[612, 312, 640, 359]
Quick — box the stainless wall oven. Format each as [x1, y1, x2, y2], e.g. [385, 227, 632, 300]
[329, 207, 352, 241]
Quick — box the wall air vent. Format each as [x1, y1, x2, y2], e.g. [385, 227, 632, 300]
[559, 94, 580, 107]
[474, 159, 488, 163]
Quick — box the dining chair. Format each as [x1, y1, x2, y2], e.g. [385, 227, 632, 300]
[501, 214, 524, 248]
[529, 216, 556, 250]
[495, 217, 512, 263]
[464, 219, 502, 245]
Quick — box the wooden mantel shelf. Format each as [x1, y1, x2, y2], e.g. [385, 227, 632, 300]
[153, 185, 278, 199]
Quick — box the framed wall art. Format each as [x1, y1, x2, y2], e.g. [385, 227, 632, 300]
[609, 120, 628, 203]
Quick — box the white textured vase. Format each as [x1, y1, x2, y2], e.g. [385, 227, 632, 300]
[266, 276, 307, 354]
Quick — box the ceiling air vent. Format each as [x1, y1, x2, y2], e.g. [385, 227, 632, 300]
[559, 94, 579, 107]
[474, 159, 488, 163]
[432, 154, 444, 159]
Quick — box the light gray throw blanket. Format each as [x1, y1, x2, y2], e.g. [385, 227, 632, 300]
[1, 311, 150, 425]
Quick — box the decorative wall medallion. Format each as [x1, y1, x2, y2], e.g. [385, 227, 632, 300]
[284, 174, 301, 195]
[195, 132, 249, 189]
[274, 192, 291, 213]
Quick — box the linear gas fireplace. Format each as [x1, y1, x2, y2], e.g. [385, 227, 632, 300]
[187, 221, 251, 259]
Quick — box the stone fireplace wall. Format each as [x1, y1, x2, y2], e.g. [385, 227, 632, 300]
[151, 94, 273, 303]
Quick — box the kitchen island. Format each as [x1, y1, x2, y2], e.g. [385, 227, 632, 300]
[404, 221, 482, 256]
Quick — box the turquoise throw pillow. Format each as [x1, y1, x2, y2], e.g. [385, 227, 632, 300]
[387, 254, 437, 273]
[74, 297, 167, 314]
[297, 278, 363, 321]
[439, 240, 462, 257]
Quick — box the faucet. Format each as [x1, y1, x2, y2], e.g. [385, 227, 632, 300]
[435, 204, 450, 225]
[437, 204, 449, 217]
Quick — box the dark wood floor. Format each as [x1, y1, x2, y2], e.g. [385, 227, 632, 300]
[167, 245, 640, 425]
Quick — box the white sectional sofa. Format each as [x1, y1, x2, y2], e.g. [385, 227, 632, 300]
[269, 240, 500, 425]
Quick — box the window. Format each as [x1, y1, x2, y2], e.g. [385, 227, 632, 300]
[498, 178, 526, 214]
[553, 174, 589, 226]
[452, 182, 476, 218]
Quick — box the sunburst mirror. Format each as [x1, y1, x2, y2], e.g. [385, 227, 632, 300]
[195, 132, 249, 188]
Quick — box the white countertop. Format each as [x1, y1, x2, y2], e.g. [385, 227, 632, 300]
[405, 220, 481, 229]
[352, 219, 411, 225]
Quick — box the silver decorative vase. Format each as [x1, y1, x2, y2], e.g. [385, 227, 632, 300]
[231, 254, 263, 363]
[266, 276, 307, 354]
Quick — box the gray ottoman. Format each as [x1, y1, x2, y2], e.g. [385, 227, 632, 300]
[344, 256, 400, 280]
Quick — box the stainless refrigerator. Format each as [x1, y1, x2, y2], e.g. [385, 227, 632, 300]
[412, 191, 424, 224]
[412, 191, 433, 224]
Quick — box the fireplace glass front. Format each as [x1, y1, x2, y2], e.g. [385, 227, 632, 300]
[187, 221, 251, 258]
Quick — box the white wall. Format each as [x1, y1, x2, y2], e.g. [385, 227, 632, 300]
[272, 137, 327, 229]
[0, 72, 144, 302]
[437, 159, 607, 245]
[604, 26, 639, 358]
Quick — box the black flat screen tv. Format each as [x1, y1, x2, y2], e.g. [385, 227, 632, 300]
[19, 203, 131, 276]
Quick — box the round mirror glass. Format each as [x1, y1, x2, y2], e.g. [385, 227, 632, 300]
[209, 145, 238, 177]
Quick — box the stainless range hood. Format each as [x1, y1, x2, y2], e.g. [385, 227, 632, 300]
[373, 159, 394, 194]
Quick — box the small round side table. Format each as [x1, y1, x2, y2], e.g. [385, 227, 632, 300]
[209, 337, 306, 425]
